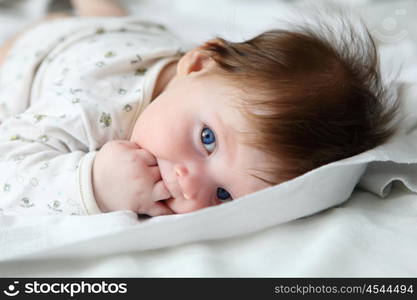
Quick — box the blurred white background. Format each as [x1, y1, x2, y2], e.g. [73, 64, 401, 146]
[0, 0, 416, 44]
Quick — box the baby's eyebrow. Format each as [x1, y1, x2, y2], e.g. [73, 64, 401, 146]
[249, 172, 276, 186]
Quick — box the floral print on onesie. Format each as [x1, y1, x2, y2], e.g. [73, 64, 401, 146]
[0, 17, 183, 216]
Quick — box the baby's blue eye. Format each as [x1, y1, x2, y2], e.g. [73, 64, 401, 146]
[217, 187, 232, 201]
[201, 128, 232, 202]
[201, 127, 216, 153]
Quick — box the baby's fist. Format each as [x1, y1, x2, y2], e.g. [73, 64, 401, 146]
[92, 140, 173, 216]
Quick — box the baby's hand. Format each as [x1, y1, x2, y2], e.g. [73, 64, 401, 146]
[92, 140, 174, 216]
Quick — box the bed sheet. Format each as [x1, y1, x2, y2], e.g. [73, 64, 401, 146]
[0, 0, 416, 277]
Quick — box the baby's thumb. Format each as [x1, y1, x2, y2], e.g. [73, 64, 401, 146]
[146, 201, 174, 217]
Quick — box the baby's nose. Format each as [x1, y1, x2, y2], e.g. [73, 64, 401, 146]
[174, 165, 212, 205]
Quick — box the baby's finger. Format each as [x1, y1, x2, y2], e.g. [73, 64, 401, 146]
[146, 201, 174, 216]
[136, 148, 157, 166]
[148, 166, 162, 181]
[152, 180, 171, 201]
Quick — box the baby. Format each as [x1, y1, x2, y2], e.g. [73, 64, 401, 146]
[0, 0, 399, 217]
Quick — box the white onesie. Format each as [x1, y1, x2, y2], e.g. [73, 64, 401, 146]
[0, 17, 183, 216]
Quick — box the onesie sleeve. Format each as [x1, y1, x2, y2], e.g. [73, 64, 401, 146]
[0, 101, 102, 216]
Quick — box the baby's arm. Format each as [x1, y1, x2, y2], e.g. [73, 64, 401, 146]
[0, 104, 172, 216]
[0, 2, 169, 216]
[0, 105, 172, 216]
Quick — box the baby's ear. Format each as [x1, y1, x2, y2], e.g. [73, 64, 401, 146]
[177, 46, 218, 76]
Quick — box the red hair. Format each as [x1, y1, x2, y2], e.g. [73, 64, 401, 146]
[203, 16, 400, 184]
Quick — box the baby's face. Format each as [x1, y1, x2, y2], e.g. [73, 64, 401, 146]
[130, 53, 273, 214]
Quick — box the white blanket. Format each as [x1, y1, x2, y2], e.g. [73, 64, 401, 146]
[0, 0, 416, 277]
